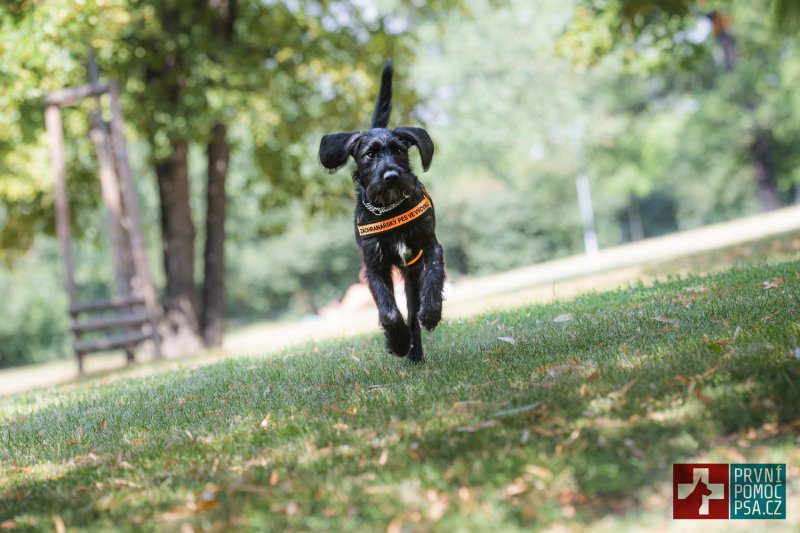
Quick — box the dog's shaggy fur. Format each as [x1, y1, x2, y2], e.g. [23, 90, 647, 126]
[319, 60, 445, 362]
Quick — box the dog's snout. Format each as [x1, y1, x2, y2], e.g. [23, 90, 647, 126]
[383, 170, 400, 182]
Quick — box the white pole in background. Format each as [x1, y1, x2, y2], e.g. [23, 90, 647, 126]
[575, 172, 599, 255]
[572, 126, 599, 256]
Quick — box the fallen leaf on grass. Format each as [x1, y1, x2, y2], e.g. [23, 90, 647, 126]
[194, 499, 220, 512]
[71, 453, 99, 465]
[269, 469, 279, 486]
[456, 420, 499, 433]
[607, 380, 637, 399]
[544, 359, 597, 380]
[386, 516, 405, 533]
[525, 464, 553, 480]
[702, 335, 729, 353]
[231, 483, 271, 496]
[98, 418, 107, 431]
[378, 448, 389, 466]
[492, 401, 543, 418]
[553, 313, 573, 323]
[425, 489, 450, 520]
[498, 336, 517, 346]
[451, 400, 482, 413]
[259, 414, 271, 429]
[502, 478, 528, 499]
[762, 278, 784, 290]
[685, 285, 707, 294]
[532, 426, 558, 437]
[106, 478, 142, 489]
[652, 316, 680, 328]
[169, 483, 224, 519]
[177, 395, 194, 406]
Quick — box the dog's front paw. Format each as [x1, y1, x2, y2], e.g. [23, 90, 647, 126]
[418, 303, 442, 332]
[381, 311, 411, 356]
[384, 321, 412, 356]
[408, 342, 425, 363]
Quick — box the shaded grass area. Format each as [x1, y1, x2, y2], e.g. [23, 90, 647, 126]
[1, 261, 799, 531]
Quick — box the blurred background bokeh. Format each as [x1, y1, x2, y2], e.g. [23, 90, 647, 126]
[1, 0, 799, 368]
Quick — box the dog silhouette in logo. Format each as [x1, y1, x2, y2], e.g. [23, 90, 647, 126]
[683, 478, 713, 515]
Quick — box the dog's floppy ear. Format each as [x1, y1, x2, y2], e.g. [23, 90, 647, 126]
[395, 127, 434, 171]
[319, 131, 362, 172]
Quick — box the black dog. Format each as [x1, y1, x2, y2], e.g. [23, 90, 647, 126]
[319, 60, 445, 362]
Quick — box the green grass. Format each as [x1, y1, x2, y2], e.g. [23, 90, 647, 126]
[2, 260, 800, 531]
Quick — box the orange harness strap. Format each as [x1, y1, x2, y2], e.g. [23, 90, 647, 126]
[403, 248, 424, 268]
[357, 190, 432, 237]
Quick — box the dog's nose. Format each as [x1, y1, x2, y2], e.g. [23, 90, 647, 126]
[383, 170, 399, 182]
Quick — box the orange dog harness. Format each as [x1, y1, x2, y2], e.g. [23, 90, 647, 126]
[357, 187, 432, 237]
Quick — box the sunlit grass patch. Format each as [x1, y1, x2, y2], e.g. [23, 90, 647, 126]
[1, 260, 799, 531]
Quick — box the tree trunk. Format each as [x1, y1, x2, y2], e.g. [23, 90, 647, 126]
[628, 201, 644, 241]
[155, 140, 203, 355]
[202, 123, 229, 346]
[709, 11, 737, 71]
[748, 129, 782, 211]
[200, 0, 237, 347]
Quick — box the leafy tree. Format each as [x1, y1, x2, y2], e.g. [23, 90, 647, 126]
[563, 0, 800, 214]
[0, 0, 455, 352]
[411, 0, 589, 270]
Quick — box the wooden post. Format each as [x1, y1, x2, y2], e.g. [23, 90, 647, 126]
[89, 113, 132, 297]
[87, 50, 136, 298]
[89, 112, 138, 363]
[45, 104, 81, 372]
[42, 82, 109, 107]
[44, 106, 78, 303]
[107, 81, 162, 359]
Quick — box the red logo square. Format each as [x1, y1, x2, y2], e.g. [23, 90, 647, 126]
[673, 463, 729, 519]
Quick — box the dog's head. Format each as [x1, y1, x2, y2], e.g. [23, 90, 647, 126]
[319, 126, 434, 206]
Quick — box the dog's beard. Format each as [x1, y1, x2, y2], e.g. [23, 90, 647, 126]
[365, 178, 415, 207]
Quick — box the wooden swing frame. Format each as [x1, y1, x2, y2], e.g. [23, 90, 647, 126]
[43, 80, 162, 372]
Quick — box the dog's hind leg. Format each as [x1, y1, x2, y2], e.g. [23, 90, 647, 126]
[403, 267, 424, 362]
[364, 264, 412, 356]
[419, 241, 445, 331]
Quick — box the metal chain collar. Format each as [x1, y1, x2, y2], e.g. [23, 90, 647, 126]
[361, 191, 410, 216]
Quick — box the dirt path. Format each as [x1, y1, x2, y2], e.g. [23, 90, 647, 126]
[3, 205, 799, 397]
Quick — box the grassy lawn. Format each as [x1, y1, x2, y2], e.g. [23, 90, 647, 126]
[1, 259, 799, 531]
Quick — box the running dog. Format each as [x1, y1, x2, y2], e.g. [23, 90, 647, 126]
[318, 60, 445, 362]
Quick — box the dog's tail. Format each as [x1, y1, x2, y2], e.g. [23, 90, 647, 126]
[371, 60, 393, 129]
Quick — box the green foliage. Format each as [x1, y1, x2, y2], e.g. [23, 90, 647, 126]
[0, 0, 435, 255]
[1, 260, 798, 529]
[565, 0, 800, 230]
[0, 241, 70, 368]
[562, 0, 800, 70]
[439, 184, 583, 276]
[227, 216, 360, 319]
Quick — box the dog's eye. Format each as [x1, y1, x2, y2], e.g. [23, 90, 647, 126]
[393, 146, 404, 155]
[364, 151, 375, 160]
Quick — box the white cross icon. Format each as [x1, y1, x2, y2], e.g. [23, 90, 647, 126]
[677, 467, 726, 515]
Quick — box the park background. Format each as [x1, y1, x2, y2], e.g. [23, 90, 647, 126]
[2, 1, 800, 531]
[1, 0, 799, 366]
